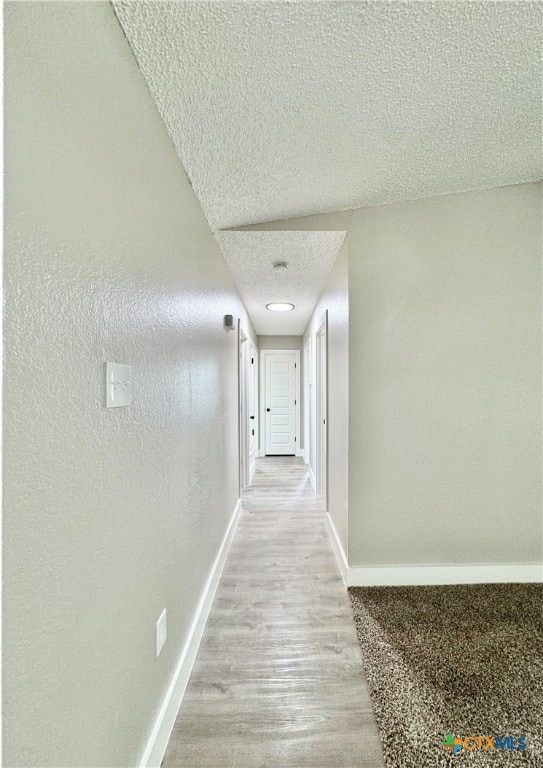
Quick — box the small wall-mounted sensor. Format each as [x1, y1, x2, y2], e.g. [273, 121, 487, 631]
[224, 314, 236, 331]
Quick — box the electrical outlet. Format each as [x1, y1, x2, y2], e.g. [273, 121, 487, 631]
[156, 608, 167, 657]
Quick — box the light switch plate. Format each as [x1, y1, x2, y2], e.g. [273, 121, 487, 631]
[156, 608, 167, 657]
[106, 363, 132, 408]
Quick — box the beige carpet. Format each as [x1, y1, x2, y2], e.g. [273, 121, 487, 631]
[348, 584, 543, 767]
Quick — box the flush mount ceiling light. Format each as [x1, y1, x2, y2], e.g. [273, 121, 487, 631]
[266, 302, 295, 312]
[273, 261, 288, 271]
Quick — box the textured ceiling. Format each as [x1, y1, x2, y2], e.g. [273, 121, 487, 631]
[114, 1, 542, 336]
[114, 1, 541, 231]
[216, 232, 345, 334]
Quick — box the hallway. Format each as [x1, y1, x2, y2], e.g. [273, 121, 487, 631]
[162, 458, 384, 767]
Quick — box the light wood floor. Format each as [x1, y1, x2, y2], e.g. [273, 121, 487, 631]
[162, 457, 385, 767]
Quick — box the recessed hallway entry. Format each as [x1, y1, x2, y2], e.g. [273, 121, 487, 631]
[162, 457, 384, 767]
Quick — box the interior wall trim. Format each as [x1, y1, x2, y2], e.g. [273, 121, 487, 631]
[346, 563, 543, 587]
[140, 498, 242, 767]
[325, 512, 542, 588]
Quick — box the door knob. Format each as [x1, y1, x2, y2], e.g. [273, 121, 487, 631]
[250, 416, 255, 420]
[266, 408, 270, 412]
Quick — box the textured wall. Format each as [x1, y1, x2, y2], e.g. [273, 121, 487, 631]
[347, 184, 542, 566]
[238, 183, 542, 569]
[257, 336, 303, 351]
[4, 2, 254, 766]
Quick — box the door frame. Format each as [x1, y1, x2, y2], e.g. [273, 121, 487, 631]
[315, 315, 328, 506]
[259, 349, 301, 458]
[248, 338, 258, 485]
[303, 338, 311, 467]
[239, 326, 248, 490]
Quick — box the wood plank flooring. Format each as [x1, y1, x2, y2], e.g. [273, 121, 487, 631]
[162, 457, 384, 767]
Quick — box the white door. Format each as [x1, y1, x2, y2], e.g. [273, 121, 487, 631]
[265, 353, 297, 455]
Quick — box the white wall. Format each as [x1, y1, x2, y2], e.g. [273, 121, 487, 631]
[239, 183, 542, 571]
[4, 2, 254, 766]
[303, 240, 349, 554]
[348, 184, 542, 567]
[257, 335, 303, 350]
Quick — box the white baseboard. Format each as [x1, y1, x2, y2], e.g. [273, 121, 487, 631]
[347, 563, 543, 587]
[309, 467, 316, 492]
[324, 512, 542, 588]
[140, 498, 242, 767]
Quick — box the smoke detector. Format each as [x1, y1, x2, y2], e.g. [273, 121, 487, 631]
[273, 261, 288, 271]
